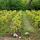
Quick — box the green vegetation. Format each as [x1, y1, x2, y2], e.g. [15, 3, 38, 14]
[0, 0, 40, 9]
[0, 10, 40, 36]
[31, 0, 40, 9]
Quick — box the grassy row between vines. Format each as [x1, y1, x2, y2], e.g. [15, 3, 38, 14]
[0, 10, 40, 36]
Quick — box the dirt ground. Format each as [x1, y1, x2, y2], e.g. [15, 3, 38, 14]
[0, 37, 16, 40]
[0, 37, 18, 40]
[0, 37, 29, 40]
[0, 32, 40, 40]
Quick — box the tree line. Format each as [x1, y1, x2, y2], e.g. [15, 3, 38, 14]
[0, 0, 40, 10]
